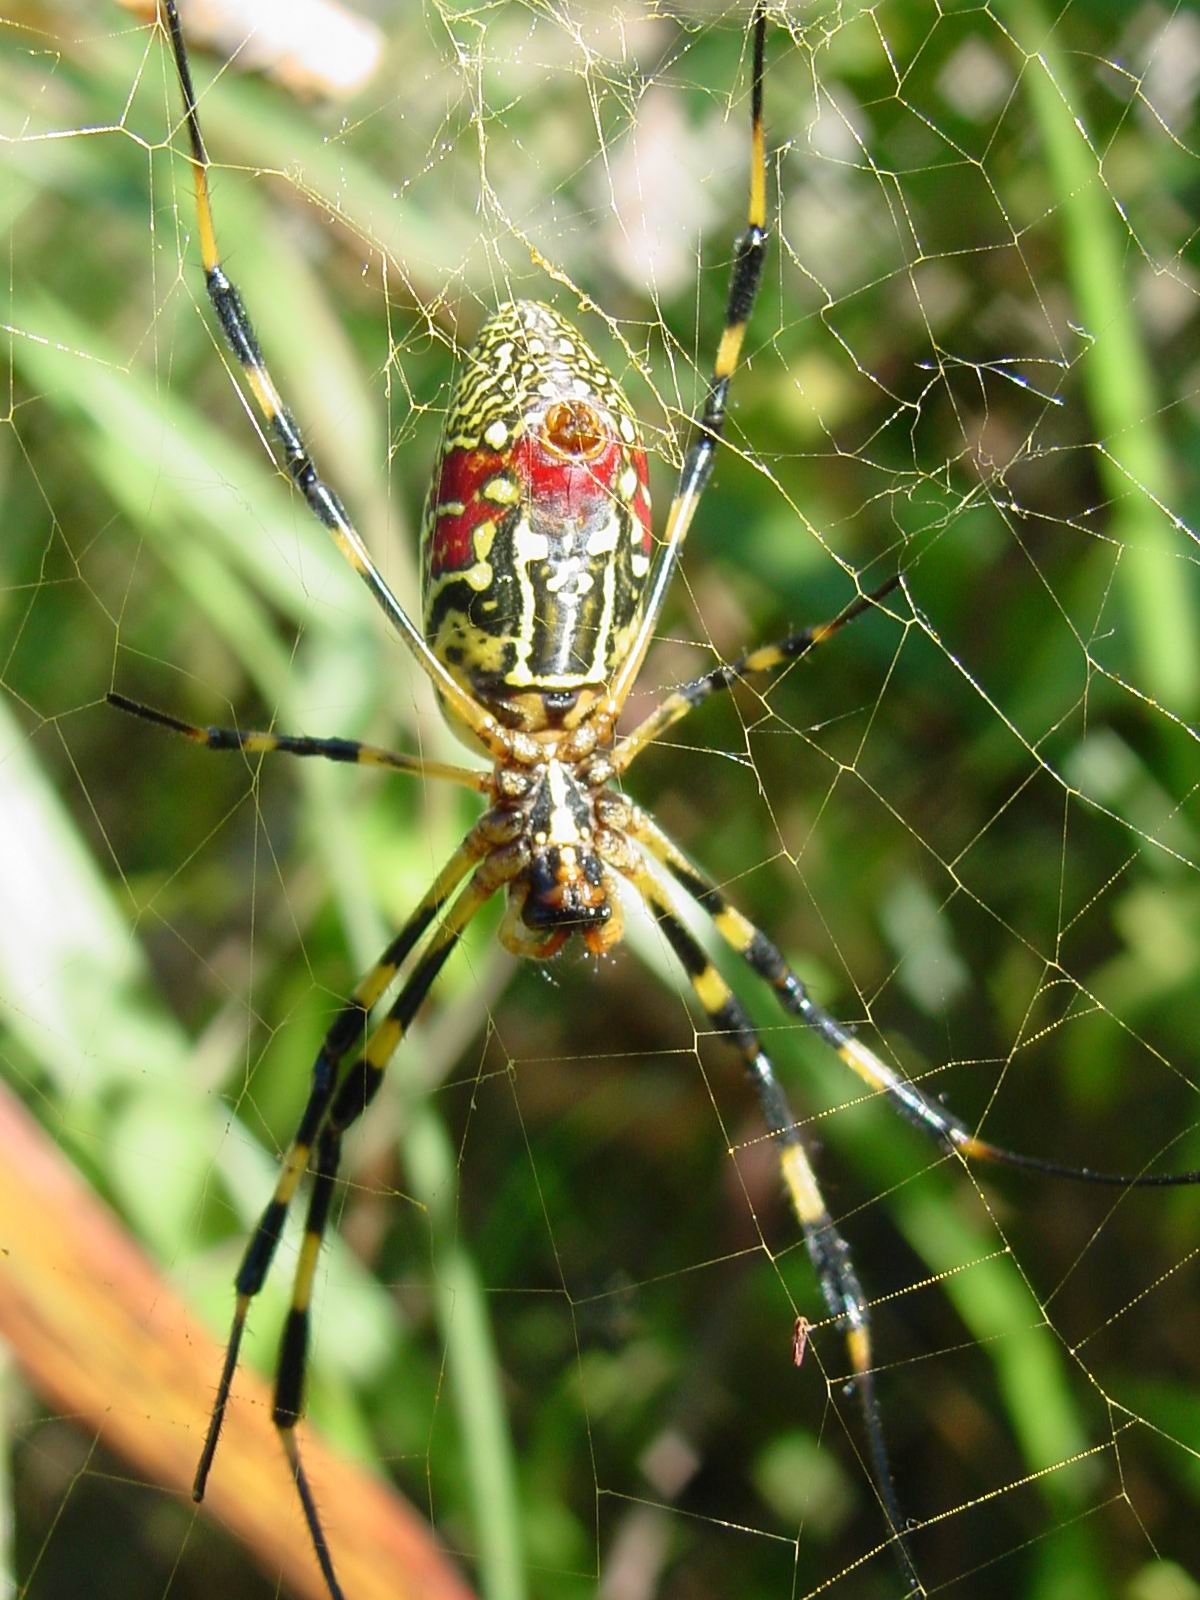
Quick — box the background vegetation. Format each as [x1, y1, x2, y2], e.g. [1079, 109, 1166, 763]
[2, 2, 1199, 1598]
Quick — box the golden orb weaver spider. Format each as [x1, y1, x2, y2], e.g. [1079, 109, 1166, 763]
[102, 5, 1200, 1597]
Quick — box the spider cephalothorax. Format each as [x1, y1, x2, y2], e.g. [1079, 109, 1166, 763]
[482, 753, 629, 958]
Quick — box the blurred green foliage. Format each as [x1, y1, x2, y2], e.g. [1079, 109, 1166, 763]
[2, 3, 1200, 1599]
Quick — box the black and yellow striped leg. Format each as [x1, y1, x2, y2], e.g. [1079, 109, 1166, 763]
[193, 831, 490, 1505]
[616, 856, 922, 1594]
[613, 575, 901, 774]
[158, 1, 502, 751]
[262, 864, 514, 1600]
[107, 690, 488, 789]
[633, 811, 1200, 1189]
[279, 1124, 345, 1599]
[610, 5, 770, 711]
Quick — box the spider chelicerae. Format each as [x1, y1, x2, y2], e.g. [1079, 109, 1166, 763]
[107, 6, 1200, 1598]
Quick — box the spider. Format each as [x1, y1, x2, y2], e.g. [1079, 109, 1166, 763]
[108, 6, 1200, 1598]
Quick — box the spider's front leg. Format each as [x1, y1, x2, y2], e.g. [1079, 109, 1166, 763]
[611, 795, 1200, 1594]
[595, 816, 924, 1594]
[193, 810, 526, 1600]
[636, 807, 1200, 1190]
[266, 849, 524, 1600]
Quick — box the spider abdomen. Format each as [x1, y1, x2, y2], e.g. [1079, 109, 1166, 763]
[422, 300, 652, 738]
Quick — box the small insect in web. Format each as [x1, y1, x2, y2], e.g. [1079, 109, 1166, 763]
[791, 1314, 813, 1369]
[108, 5, 1200, 1597]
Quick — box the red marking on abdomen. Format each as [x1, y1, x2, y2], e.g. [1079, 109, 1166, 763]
[512, 431, 621, 524]
[632, 447, 652, 554]
[429, 418, 652, 578]
[511, 426, 651, 547]
[429, 447, 506, 577]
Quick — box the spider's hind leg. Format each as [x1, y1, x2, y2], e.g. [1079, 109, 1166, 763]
[106, 692, 489, 788]
[612, 573, 903, 775]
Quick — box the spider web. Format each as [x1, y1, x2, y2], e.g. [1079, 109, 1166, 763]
[1, 2, 1199, 1597]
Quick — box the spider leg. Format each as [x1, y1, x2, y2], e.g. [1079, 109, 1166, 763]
[157, 1, 503, 752]
[268, 862, 510, 1600]
[107, 691, 488, 789]
[609, 6, 770, 713]
[633, 810, 1200, 1188]
[611, 846, 922, 1595]
[193, 827, 499, 1503]
[612, 574, 901, 774]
